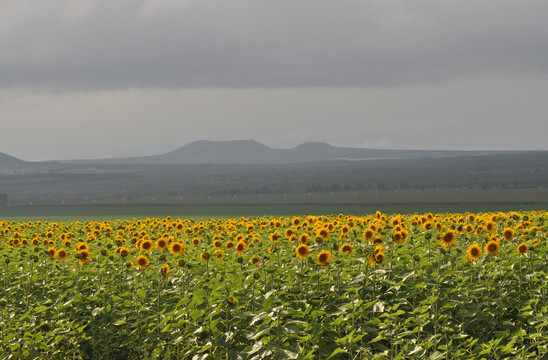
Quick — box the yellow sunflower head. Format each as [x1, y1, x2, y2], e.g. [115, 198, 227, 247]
[47, 247, 56, 258]
[235, 241, 246, 254]
[502, 228, 515, 241]
[78, 250, 91, 264]
[161, 264, 170, 277]
[316, 250, 331, 265]
[169, 242, 185, 255]
[517, 243, 529, 255]
[136, 254, 149, 268]
[295, 244, 310, 258]
[156, 238, 168, 250]
[140, 240, 154, 252]
[375, 252, 385, 263]
[56, 248, 68, 261]
[440, 230, 456, 247]
[339, 243, 353, 255]
[466, 243, 482, 261]
[485, 240, 500, 255]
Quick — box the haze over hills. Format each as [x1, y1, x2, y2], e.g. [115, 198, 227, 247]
[55, 140, 514, 165]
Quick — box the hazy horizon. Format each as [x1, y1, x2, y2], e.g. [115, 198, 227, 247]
[2, 1, 548, 161]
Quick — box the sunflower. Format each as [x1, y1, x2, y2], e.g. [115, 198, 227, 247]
[517, 243, 529, 255]
[466, 243, 482, 261]
[393, 232, 405, 244]
[161, 264, 170, 277]
[502, 228, 515, 241]
[374, 244, 384, 254]
[227, 297, 236, 304]
[192, 238, 200, 246]
[56, 248, 68, 261]
[75, 242, 89, 253]
[299, 233, 310, 245]
[268, 247, 276, 254]
[485, 221, 497, 232]
[372, 237, 384, 245]
[339, 243, 353, 255]
[119, 247, 130, 257]
[79, 250, 91, 264]
[375, 252, 385, 263]
[295, 244, 310, 258]
[270, 232, 280, 242]
[47, 247, 56, 258]
[440, 230, 456, 247]
[213, 240, 222, 248]
[213, 249, 225, 259]
[225, 240, 235, 249]
[316, 250, 331, 265]
[136, 255, 149, 268]
[485, 240, 500, 255]
[292, 217, 301, 226]
[250, 257, 262, 265]
[156, 237, 168, 250]
[317, 228, 330, 241]
[140, 239, 154, 252]
[169, 242, 185, 255]
[235, 241, 247, 254]
[200, 253, 210, 261]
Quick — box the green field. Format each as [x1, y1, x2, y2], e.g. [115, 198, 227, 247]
[1, 188, 548, 221]
[0, 211, 546, 359]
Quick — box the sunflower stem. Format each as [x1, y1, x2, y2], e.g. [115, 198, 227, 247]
[518, 255, 522, 299]
[389, 244, 394, 281]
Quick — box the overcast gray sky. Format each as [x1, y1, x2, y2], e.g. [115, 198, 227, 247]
[1, 0, 548, 161]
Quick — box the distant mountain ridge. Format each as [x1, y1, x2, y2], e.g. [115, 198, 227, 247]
[0, 152, 27, 165]
[59, 139, 512, 165]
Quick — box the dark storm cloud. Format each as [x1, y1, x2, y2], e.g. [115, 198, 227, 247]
[2, 0, 548, 91]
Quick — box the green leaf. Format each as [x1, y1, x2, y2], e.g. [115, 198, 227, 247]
[136, 288, 146, 300]
[328, 348, 345, 359]
[429, 351, 446, 360]
[190, 309, 204, 321]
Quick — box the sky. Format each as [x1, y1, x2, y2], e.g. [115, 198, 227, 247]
[1, 0, 548, 161]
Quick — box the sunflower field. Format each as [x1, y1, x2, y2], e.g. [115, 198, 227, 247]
[0, 211, 546, 359]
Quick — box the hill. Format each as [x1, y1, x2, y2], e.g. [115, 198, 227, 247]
[0, 152, 27, 165]
[1, 150, 547, 206]
[60, 140, 505, 165]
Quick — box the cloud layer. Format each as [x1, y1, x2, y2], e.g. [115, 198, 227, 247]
[2, 0, 548, 90]
[2, 1, 548, 160]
